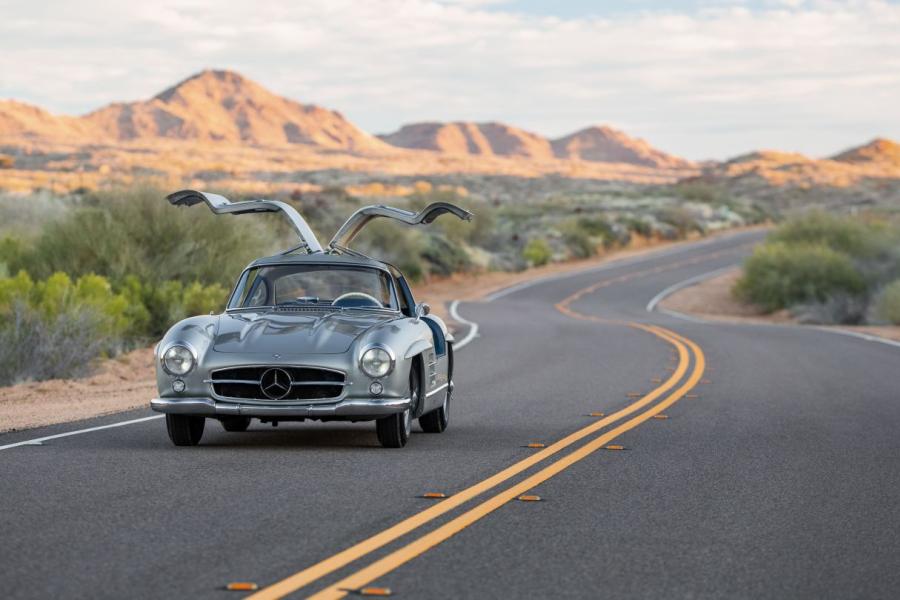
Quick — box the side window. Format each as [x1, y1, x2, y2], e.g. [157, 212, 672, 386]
[395, 275, 415, 317]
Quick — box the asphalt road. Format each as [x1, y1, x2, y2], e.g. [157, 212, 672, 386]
[3, 228, 900, 599]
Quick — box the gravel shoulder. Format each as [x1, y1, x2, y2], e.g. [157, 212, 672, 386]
[660, 267, 900, 341]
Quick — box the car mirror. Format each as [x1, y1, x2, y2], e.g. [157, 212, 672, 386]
[415, 303, 431, 320]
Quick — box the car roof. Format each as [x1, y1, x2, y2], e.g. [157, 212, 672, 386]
[248, 251, 389, 271]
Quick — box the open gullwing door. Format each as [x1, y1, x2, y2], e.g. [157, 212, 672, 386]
[167, 189, 323, 253]
[328, 202, 473, 250]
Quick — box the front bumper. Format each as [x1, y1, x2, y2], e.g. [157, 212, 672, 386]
[150, 396, 411, 419]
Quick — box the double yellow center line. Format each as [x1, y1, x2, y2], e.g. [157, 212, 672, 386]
[249, 261, 709, 599]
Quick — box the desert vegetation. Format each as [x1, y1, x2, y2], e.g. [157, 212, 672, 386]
[0, 181, 756, 384]
[735, 212, 900, 325]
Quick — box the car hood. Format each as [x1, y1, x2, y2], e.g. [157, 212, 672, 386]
[213, 310, 397, 355]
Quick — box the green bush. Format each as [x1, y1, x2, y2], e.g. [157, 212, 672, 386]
[0, 270, 228, 383]
[620, 217, 653, 238]
[17, 187, 279, 287]
[354, 220, 427, 282]
[876, 280, 900, 325]
[422, 235, 472, 278]
[768, 212, 889, 259]
[0, 271, 134, 384]
[656, 207, 700, 238]
[562, 228, 596, 259]
[522, 238, 552, 267]
[0, 271, 130, 336]
[122, 277, 227, 338]
[734, 242, 866, 312]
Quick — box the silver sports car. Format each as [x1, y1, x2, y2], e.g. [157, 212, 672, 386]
[150, 190, 472, 448]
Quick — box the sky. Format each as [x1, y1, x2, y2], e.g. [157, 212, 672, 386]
[1, 0, 898, 160]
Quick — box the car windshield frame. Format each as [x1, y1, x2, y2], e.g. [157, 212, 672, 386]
[226, 263, 401, 313]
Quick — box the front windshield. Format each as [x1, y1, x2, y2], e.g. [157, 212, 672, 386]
[228, 264, 398, 310]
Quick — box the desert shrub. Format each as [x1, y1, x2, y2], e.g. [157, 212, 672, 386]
[18, 187, 279, 287]
[120, 277, 228, 338]
[768, 212, 888, 259]
[734, 243, 866, 312]
[575, 216, 615, 241]
[522, 238, 552, 267]
[0, 302, 114, 385]
[620, 217, 653, 238]
[562, 228, 596, 259]
[792, 293, 871, 325]
[354, 220, 427, 282]
[656, 206, 701, 238]
[421, 235, 473, 278]
[0, 271, 134, 384]
[876, 280, 900, 325]
[0, 236, 27, 274]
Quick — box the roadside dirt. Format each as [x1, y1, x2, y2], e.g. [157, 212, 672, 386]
[660, 268, 900, 341]
[0, 229, 757, 433]
[0, 348, 156, 433]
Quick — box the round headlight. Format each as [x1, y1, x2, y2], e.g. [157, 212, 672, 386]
[360, 347, 393, 378]
[163, 345, 195, 376]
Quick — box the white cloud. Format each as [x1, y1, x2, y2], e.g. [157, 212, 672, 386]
[0, 0, 897, 158]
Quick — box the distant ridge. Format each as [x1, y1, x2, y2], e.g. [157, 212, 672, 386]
[378, 122, 555, 160]
[0, 69, 691, 167]
[550, 125, 693, 169]
[378, 121, 692, 168]
[831, 138, 900, 165]
[0, 68, 893, 183]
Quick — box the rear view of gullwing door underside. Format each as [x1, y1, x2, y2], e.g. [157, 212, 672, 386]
[167, 190, 474, 254]
[166, 189, 324, 253]
[328, 202, 474, 250]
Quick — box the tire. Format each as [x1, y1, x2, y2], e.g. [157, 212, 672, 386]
[220, 416, 251, 432]
[376, 364, 419, 448]
[419, 386, 450, 433]
[165, 414, 205, 446]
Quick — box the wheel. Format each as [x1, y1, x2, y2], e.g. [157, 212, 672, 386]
[376, 364, 419, 448]
[419, 385, 450, 433]
[220, 416, 251, 432]
[165, 414, 205, 446]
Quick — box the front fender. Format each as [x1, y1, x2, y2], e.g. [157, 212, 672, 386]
[156, 315, 219, 396]
[404, 339, 433, 360]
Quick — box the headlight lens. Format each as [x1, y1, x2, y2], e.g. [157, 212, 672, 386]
[360, 347, 393, 378]
[163, 345, 194, 375]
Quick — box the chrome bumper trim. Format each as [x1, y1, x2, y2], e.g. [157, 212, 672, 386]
[150, 396, 411, 418]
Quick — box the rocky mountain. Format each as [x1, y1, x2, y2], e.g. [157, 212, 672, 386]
[0, 100, 102, 141]
[378, 122, 555, 160]
[551, 125, 693, 169]
[831, 138, 900, 165]
[378, 121, 692, 168]
[2, 70, 389, 152]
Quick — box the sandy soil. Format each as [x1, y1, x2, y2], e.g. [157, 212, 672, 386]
[660, 268, 900, 341]
[0, 229, 756, 433]
[0, 348, 156, 433]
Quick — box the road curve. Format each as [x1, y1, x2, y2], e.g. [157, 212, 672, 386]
[2, 229, 899, 599]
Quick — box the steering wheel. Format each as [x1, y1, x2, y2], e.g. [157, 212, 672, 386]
[332, 292, 382, 308]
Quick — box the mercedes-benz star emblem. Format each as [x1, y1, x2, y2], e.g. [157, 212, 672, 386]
[260, 367, 292, 400]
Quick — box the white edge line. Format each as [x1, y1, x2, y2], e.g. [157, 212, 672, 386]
[646, 265, 738, 313]
[449, 300, 479, 350]
[650, 266, 900, 351]
[2, 307, 483, 451]
[0, 415, 164, 451]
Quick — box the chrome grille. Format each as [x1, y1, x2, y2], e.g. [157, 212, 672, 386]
[208, 366, 346, 401]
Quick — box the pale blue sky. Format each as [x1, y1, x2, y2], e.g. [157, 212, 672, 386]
[1, 0, 898, 160]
